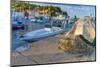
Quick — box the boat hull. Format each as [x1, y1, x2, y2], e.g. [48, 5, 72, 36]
[20, 28, 65, 42]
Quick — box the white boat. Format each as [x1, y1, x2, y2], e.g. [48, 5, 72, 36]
[29, 17, 36, 22]
[20, 27, 65, 42]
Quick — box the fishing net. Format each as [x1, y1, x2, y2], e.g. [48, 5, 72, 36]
[58, 16, 95, 52]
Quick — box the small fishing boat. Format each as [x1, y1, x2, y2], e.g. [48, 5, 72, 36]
[12, 21, 24, 30]
[20, 27, 65, 42]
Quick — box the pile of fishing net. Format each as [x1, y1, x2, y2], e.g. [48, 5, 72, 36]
[58, 16, 95, 52]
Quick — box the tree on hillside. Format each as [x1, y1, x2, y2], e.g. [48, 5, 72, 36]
[62, 11, 68, 18]
[11, 0, 37, 11]
[73, 15, 78, 22]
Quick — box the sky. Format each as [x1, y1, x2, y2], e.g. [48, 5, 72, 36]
[29, 2, 96, 18]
